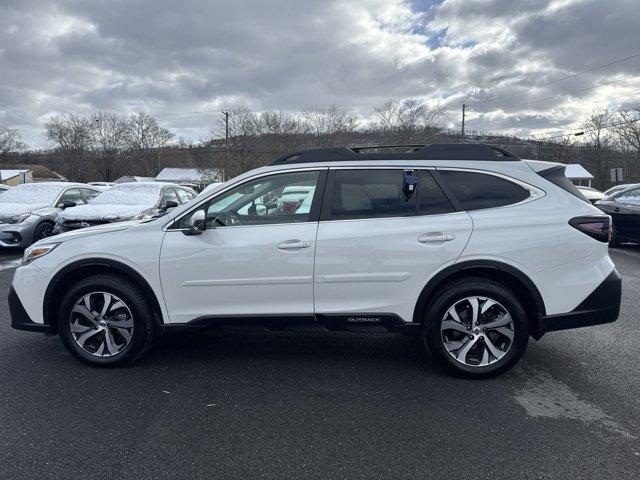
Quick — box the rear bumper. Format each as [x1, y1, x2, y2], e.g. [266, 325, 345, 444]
[535, 269, 621, 338]
[8, 286, 54, 334]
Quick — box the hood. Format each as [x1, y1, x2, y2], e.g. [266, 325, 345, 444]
[0, 203, 49, 220]
[58, 203, 152, 222]
[41, 220, 138, 245]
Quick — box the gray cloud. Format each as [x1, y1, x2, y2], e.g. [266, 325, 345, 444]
[1, 0, 639, 147]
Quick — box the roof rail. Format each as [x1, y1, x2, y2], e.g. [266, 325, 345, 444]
[270, 143, 520, 165]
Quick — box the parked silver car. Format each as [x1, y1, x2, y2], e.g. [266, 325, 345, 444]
[0, 182, 102, 248]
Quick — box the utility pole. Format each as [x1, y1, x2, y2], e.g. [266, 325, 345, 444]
[461, 104, 466, 137]
[222, 110, 229, 180]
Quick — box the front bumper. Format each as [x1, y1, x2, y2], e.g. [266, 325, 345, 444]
[535, 269, 621, 338]
[0, 222, 35, 248]
[8, 286, 54, 334]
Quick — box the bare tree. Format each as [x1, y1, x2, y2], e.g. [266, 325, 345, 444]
[212, 106, 262, 177]
[90, 111, 127, 180]
[373, 99, 445, 144]
[301, 105, 359, 147]
[580, 109, 615, 189]
[44, 114, 94, 180]
[612, 107, 640, 160]
[0, 126, 26, 155]
[123, 112, 174, 175]
[44, 114, 93, 152]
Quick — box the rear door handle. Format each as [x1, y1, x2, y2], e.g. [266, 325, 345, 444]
[277, 240, 311, 250]
[418, 233, 455, 243]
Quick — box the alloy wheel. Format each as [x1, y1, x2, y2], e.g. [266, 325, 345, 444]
[440, 296, 514, 367]
[69, 292, 134, 357]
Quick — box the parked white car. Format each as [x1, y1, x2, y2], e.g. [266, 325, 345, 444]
[10, 144, 621, 378]
[55, 182, 196, 232]
[0, 182, 102, 247]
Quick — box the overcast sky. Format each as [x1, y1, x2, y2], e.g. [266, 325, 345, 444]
[2, 0, 639, 148]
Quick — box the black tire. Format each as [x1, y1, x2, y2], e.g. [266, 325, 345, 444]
[58, 274, 156, 367]
[422, 277, 529, 379]
[33, 221, 55, 243]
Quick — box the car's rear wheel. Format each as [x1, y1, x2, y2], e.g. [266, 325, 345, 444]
[58, 274, 155, 366]
[423, 277, 529, 378]
[33, 221, 54, 242]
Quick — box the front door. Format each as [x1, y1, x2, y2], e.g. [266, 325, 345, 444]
[159, 169, 325, 324]
[314, 168, 473, 324]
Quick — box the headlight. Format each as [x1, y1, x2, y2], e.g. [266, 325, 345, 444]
[22, 243, 59, 266]
[9, 213, 31, 224]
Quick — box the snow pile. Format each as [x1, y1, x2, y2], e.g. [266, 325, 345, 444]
[58, 204, 150, 222]
[58, 183, 164, 222]
[617, 196, 640, 206]
[88, 182, 164, 206]
[0, 203, 48, 218]
[0, 182, 67, 205]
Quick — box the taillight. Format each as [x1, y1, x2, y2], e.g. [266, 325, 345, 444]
[569, 216, 611, 243]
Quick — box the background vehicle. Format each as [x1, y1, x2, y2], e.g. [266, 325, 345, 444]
[603, 183, 639, 197]
[0, 182, 101, 247]
[196, 182, 224, 198]
[576, 185, 605, 204]
[596, 185, 640, 246]
[55, 182, 196, 232]
[10, 144, 620, 378]
[0, 185, 11, 193]
[87, 182, 115, 188]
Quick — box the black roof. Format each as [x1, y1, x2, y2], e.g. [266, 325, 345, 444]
[270, 143, 520, 165]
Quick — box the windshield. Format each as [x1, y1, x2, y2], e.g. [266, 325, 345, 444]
[0, 183, 65, 205]
[90, 184, 162, 206]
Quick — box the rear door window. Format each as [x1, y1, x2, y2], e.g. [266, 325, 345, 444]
[326, 169, 454, 220]
[328, 170, 416, 220]
[439, 170, 530, 211]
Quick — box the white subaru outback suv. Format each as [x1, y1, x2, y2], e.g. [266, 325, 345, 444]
[9, 144, 621, 378]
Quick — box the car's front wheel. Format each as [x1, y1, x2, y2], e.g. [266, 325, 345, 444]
[423, 277, 529, 378]
[58, 274, 155, 366]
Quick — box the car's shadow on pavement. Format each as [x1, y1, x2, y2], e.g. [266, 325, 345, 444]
[146, 329, 444, 375]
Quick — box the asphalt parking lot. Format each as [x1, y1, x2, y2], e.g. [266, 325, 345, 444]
[0, 247, 638, 479]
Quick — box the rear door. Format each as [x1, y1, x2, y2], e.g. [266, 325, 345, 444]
[313, 168, 473, 324]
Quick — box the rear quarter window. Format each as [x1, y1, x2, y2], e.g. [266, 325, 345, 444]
[439, 170, 530, 211]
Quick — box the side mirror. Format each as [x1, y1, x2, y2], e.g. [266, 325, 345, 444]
[163, 200, 179, 211]
[57, 201, 76, 209]
[184, 209, 206, 236]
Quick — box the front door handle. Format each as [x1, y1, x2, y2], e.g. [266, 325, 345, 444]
[277, 240, 311, 250]
[418, 233, 455, 243]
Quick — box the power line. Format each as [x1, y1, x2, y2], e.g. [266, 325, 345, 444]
[535, 116, 640, 141]
[471, 73, 640, 109]
[471, 51, 640, 106]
